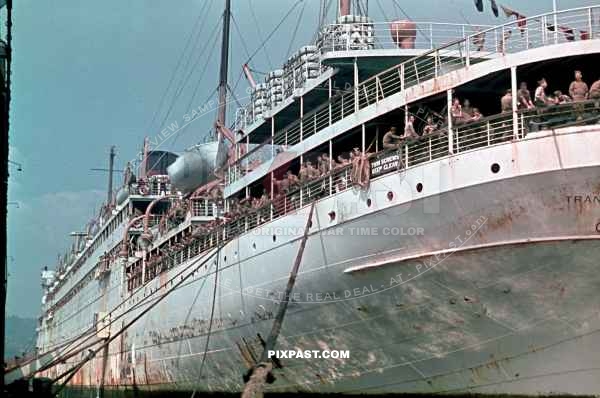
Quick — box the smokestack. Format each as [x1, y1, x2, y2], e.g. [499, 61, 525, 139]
[340, 0, 351, 16]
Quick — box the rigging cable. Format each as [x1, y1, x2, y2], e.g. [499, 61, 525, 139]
[189, 245, 221, 397]
[247, 0, 275, 70]
[313, 0, 335, 43]
[173, 30, 222, 139]
[145, 0, 215, 135]
[245, 0, 305, 64]
[232, 14, 253, 61]
[51, 247, 221, 395]
[144, 21, 222, 171]
[30, 244, 221, 378]
[285, 0, 308, 60]
[155, 19, 222, 139]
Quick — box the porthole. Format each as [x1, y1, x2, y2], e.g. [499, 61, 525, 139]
[416, 183, 423, 193]
[224, 256, 227, 263]
[272, 235, 277, 242]
[252, 242, 256, 250]
[366, 198, 372, 207]
[328, 211, 336, 221]
[387, 191, 394, 201]
[491, 163, 500, 173]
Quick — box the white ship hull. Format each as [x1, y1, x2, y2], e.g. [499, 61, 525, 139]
[29, 127, 600, 396]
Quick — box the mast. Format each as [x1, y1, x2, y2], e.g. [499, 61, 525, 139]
[340, 0, 351, 16]
[107, 146, 115, 205]
[1, 1, 12, 386]
[216, 0, 231, 137]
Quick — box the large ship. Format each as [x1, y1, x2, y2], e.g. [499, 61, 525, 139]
[6, 1, 600, 396]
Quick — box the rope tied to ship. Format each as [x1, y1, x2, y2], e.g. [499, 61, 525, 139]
[241, 202, 316, 398]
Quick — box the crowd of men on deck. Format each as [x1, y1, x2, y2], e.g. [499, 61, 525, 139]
[501, 71, 600, 114]
[383, 70, 600, 150]
[203, 71, 600, 222]
[220, 148, 367, 218]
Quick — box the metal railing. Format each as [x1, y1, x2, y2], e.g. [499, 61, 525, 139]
[367, 6, 599, 100]
[318, 21, 492, 53]
[143, 100, 600, 289]
[190, 198, 223, 218]
[228, 5, 600, 185]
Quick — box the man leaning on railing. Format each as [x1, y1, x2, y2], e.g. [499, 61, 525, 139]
[382, 126, 403, 149]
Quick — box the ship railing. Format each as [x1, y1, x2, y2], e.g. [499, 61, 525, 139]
[229, 88, 357, 183]
[518, 99, 600, 133]
[318, 21, 493, 53]
[190, 198, 222, 218]
[148, 177, 170, 196]
[147, 214, 162, 228]
[228, 5, 600, 185]
[375, 6, 599, 97]
[142, 100, 598, 289]
[452, 114, 515, 153]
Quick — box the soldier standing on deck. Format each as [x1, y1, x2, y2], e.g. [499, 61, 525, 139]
[570, 70, 589, 120]
[569, 70, 589, 101]
[501, 89, 513, 113]
[298, 163, 309, 183]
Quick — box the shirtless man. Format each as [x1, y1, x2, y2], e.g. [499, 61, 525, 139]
[422, 116, 437, 136]
[318, 154, 331, 174]
[276, 176, 290, 195]
[382, 127, 403, 149]
[257, 190, 270, 208]
[518, 82, 534, 109]
[462, 99, 473, 118]
[298, 163, 310, 183]
[534, 78, 552, 107]
[469, 108, 483, 122]
[570, 71, 589, 120]
[553, 91, 572, 104]
[501, 89, 513, 113]
[403, 115, 419, 140]
[451, 98, 464, 124]
[285, 170, 299, 191]
[306, 161, 320, 179]
[569, 70, 589, 101]
[590, 78, 600, 107]
[336, 155, 350, 167]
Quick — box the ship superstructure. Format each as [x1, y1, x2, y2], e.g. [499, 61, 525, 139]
[6, 2, 600, 396]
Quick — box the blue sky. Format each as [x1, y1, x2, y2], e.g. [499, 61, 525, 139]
[5, 0, 594, 317]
